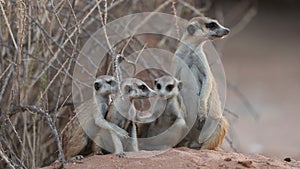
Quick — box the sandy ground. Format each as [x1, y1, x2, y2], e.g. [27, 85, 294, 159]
[42, 147, 300, 169]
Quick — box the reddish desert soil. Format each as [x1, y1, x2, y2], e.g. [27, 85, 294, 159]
[42, 147, 300, 169]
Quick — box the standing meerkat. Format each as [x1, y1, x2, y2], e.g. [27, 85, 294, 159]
[175, 16, 229, 150]
[61, 75, 128, 160]
[107, 78, 156, 152]
[139, 75, 188, 150]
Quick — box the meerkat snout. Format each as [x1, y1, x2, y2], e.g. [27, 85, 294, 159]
[94, 75, 118, 96]
[186, 17, 230, 40]
[213, 26, 229, 38]
[121, 78, 156, 99]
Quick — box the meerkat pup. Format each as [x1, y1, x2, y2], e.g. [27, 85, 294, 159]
[138, 75, 187, 150]
[175, 16, 229, 150]
[61, 75, 128, 160]
[107, 78, 156, 152]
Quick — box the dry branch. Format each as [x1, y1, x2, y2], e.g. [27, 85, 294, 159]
[0, 1, 257, 167]
[12, 105, 66, 166]
[0, 148, 15, 169]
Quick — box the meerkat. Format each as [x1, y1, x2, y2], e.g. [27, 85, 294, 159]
[107, 78, 156, 152]
[138, 75, 188, 150]
[175, 16, 229, 150]
[61, 75, 129, 160]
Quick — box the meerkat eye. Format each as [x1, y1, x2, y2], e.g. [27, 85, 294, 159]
[156, 83, 161, 90]
[205, 22, 218, 30]
[138, 84, 149, 92]
[139, 84, 146, 89]
[94, 82, 101, 91]
[166, 84, 174, 92]
[106, 80, 112, 85]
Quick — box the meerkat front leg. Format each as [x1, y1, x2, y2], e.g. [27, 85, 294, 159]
[191, 50, 213, 119]
[93, 104, 129, 138]
[91, 126, 126, 157]
[128, 106, 139, 152]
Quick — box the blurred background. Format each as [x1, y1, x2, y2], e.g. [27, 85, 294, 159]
[0, 0, 299, 168]
[223, 0, 300, 160]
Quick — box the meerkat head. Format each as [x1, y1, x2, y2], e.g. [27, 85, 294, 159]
[183, 16, 229, 42]
[154, 75, 183, 100]
[121, 78, 156, 100]
[94, 75, 118, 96]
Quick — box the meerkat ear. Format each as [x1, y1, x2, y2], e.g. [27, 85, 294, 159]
[154, 79, 158, 85]
[94, 82, 101, 91]
[177, 81, 183, 91]
[187, 24, 196, 35]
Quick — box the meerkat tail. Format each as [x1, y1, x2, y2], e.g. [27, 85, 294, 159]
[200, 116, 228, 150]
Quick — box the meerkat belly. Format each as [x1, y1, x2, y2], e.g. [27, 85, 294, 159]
[148, 103, 177, 136]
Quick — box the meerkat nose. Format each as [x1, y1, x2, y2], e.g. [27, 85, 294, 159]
[224, 28, 230, 35]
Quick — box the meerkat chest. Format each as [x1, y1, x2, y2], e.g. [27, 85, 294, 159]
[99, 103, 109, 117]
[159, 99, 180, 121]
[182, 53, 193, 68]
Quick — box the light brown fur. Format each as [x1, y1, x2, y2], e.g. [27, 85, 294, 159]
[175, 16, 229, 150]
[61, 75, 128, 160]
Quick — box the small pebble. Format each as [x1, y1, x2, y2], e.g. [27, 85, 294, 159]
[238, 160, 254, 168]
[284, 157, 291, 162]
[224, 157, 232, 162]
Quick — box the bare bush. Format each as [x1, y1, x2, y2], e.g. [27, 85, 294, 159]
[0, 0, 256, 168]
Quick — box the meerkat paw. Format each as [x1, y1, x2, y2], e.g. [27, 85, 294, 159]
[70, 155, 84, 161]
[116, 128, 129, 138]
[116, 152, 126, 158]
[214, 147, 222, 151]
[94, 150, 104, 155]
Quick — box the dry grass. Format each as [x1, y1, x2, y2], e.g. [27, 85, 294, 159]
[0, 0, 256, 168]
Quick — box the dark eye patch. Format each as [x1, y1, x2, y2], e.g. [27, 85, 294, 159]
[106, 80, 112, 85]
[156, 83, 161, 90]
[205, 22, 218, 30]
[166, 84, 174, 92]
[138, 84, 146, 90]
[138, 84, 149, 92]
[94, 82, 101, 91]
[124, 85, 132, 93]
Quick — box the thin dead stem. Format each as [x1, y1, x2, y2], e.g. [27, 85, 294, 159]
[16, 0, 27, 104]
[120, 0, 172, 56]
[14, 105, 66, 165]
[0, 148, 15, 169]
[41, 58, 70, 99]
[0, 3, 18, 49]
[171, 1, 180, 39]
[177, 0, 204, 16]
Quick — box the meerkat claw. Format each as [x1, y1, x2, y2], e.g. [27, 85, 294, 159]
[116, 152, 126, 158]
[117, 129, 129, 138]
[70, 155, 84, 161]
